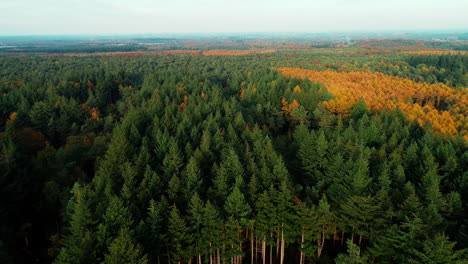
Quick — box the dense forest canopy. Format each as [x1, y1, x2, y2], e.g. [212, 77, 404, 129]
[0, 37, 467, 264]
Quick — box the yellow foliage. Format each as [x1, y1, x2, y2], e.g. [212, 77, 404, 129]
[89, 107, 100, 121]
[281, 97, 301, 114]
[7, 112, 17, 123]
[179, 95, 189, 111]
[278, 67, 468, 138]
[294, 85, 302, 94]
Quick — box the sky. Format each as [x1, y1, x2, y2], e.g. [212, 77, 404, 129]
[0, 0, 467, 35]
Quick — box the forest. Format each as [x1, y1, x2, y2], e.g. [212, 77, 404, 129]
[0, 39, 467, 264]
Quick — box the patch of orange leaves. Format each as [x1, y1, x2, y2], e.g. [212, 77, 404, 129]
[278, 67, 468, 139]
[281, 97, 301, 113]
[202, 49, 276, 56]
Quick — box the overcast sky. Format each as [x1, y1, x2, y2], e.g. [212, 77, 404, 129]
[0, 0, 467, 35]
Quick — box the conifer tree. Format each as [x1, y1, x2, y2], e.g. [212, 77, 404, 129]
[102, 229, 148, 264]
[168, 206, 193, 264]
[188, 193, 205, 264]
[54, 184, 96, 264]
[335, 239, 368, 264]
[201, 201, 223, 264]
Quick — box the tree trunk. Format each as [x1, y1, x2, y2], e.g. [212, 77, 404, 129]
[251, 232, 254, 264]
[270, 243, 273, 264]
[280, 225, 285, 264]
[317, 229, 325, 260]
[299, 230, 304, 264]
[210, 242, 213, 264]
[341, 231, 345, 246]
[276, 236, 280, 257]
[262, 238, 266, 264]
[239, 240, 243, 264]
[255, 237, 258, 264]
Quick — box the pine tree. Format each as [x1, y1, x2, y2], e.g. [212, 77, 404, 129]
[96, 196, 133, 251]
[350, 98, 371, 121]
[162, 138, 183, 181]
[168, 206, 193, 264]
[184, 157, 203, 201]
[167, 175, 182, 205]
[102, 228, 148, 264]
[339, 195, 380, 245]
[409, 234, 467, 264]
[201, 201, 223, 264]
[255, 190, 276, 264]
[188, 193, 205, 264]
[224, 186, 251, 220]
[316, 195, 333, 260]
[54, 184, 96, 264]
[335, 239, 368, 264]
[297, 202, 318, 264]
[222, 217, 244, 264]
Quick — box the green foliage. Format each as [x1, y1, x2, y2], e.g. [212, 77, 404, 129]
[168, 206, 193, 263]
[335, 239, 368, 264]
[102, 228, 148, 264]
[0, 48, 466, 264]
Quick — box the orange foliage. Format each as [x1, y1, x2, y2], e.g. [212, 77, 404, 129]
[179, 95, 188, 111]
[281, 97, 301, 113]
[352, 50, 391, 56]
[14, 81, 24, 88]
[202, 49, 276, 56]
[69, 81, 80, 88]
[278, 67, 468, 138]
[201, 92, 206, 99]
[7, 112, 17, 123]
[176, 84, 186, 91]
[81, 104, 100, 122]
[240, 88, 245, 98]
[89, 107, 100, 121]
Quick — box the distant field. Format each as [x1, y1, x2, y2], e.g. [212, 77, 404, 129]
[399, 50, 468, 55]
[0, 49, 277, 57]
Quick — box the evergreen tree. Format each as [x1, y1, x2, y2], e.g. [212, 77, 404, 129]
[102, 229, 148, 264]
[224, 186, 251, 220]
[335, 239, 368, 264]
[168, 206, 193, 264]
[54, 184, 96, 264]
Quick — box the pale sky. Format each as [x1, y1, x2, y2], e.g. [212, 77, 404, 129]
[0, 0, 467, 35]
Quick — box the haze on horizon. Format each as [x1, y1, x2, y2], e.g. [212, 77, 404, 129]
[0, 0, 467, 36]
